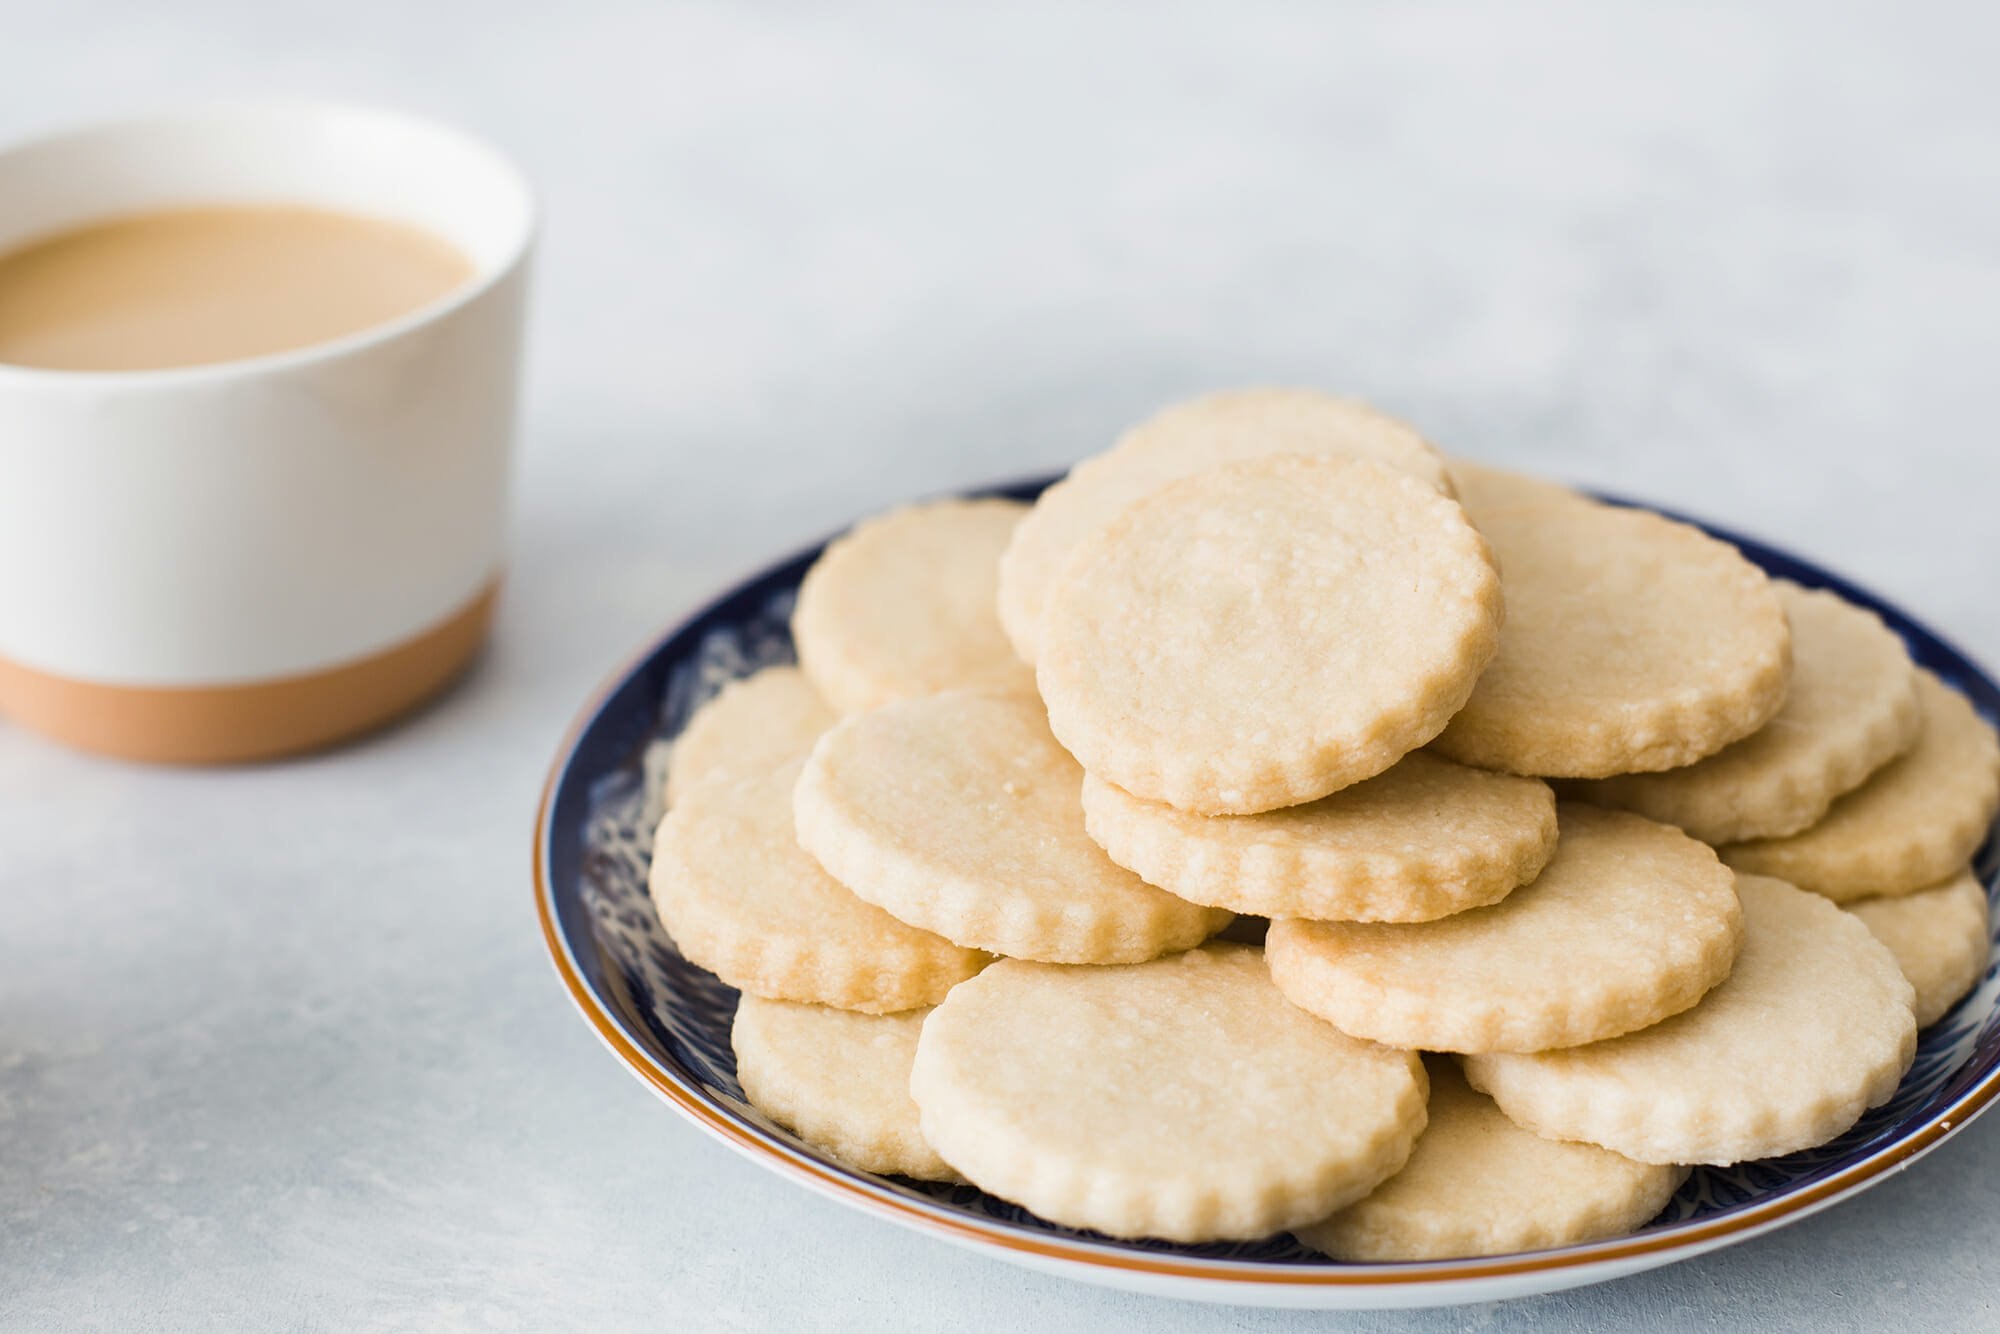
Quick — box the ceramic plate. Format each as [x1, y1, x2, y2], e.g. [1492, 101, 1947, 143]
[534, 477, 2000, 1310]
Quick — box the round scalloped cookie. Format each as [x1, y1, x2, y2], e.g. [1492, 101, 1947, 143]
[664, 665, 837, 807]
[1265, 804, 1742, 1053]
[997, 389, 1451, 664]
[1720, 670, 2000, 901]
[1444, 458, 1590, 513]
[731, 997, 957, 1181]
[1295, 1059, 1688, 1261]
[1464, 874, 1916, 1165]
[1573, 582, 1921, 844]
[1847, 867, 1991, 1027]
[1037, 454, 1502, 815]
[649, 760, 988, 1013]
[792, 497, 1034, 714]
[1430, 499, 1791, 778]
[1079, 753, 1556, 923]
[794, 690, 1231, 963]
[909, 945, 1428, 1242]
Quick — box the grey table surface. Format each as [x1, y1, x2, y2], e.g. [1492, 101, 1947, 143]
[4, 1, 1998, 1329]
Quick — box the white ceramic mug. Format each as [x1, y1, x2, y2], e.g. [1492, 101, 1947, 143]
[0, 103, 534, 763]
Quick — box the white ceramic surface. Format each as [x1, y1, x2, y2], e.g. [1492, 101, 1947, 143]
[0, 103, 533, 685]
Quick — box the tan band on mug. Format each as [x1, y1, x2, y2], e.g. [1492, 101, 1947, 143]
[0, 581, 497, 764]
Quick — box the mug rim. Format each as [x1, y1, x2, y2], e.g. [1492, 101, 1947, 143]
[0, 99, 538, 390]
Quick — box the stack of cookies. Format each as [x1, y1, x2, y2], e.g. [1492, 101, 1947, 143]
[650, 388, 2000, 1260]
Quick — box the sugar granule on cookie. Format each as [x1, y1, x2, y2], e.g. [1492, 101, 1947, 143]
[1080, 752, 1556, 922]
[1295, 1058, 1687, 1262]
[731, 997, 958, 1181]
[792, 497, 1033, 714]
[665, 665, 837, 807]
[1036, 454, 1502, 815]
[649, 761, 988, 1013]
[1265, 804, 1742, 1053]
[794, 690, 1231, 963]
[1573, 582, 1921, 844]
[998, 388, 1451, 664]
[909, 945, 1427, 1242]
[1431, 499, 1791, 778]
[1464, 873, 1917, 1165]
[1720, 670, 2000, 901]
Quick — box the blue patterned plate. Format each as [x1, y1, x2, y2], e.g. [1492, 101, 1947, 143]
[534, 477, 2000, 1309]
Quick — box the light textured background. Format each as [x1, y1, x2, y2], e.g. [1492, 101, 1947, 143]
[3, 2, 1998, 1330]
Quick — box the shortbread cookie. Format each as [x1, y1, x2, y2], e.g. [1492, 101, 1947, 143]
[1266, 804, 1741, 1052]
[1848, 867, 1991, 1027]
[795, 691, 1231, 962]
[1465, 874, 1916, 1165]
[664, 666, 837, 807]
[1037, 455, 1502, 815]
[1431, 500, 1791, 777]
[1445, 458, 1590, 513]
[998, 389, 1451, 663]
[1720, 671, 2000, 901]
[1296, 1059, 1687, 1262]
[731, 997, 957, 1180]
[1079, 753, 1556, 922]
[1574, 583, 1921, 843]
[792, 498, 1033, 713]
[650, 761, 988, 1012]
[909, 945, 1427, 1242]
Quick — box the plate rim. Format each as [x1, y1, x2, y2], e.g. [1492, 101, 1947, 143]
[532, 475, 2000, 1294]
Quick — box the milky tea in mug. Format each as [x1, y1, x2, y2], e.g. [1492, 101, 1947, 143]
[0, 204, 475, 372]
[0, 106, 534, 764]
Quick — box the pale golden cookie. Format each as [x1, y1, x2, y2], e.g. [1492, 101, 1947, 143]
[908, 945, 1427, 1242]
[1037, 455, 1502, 815]
[792, 497, 1033, 713]
[1465, 874, 1917, 1165]
[1574, 583, 1921, 843]
[731, 997, 957, 1180]
[1296, 1059, 1687, 1262]
[998, 389, 1452, 663]
[664, 665, 837, 807]
[1444, 458, 1590, 513]
[1079, 753, 1556, 922]
[794, 691, 1231, 963]
[1848, 867, 1991, 1027]
[649, 761, 988, 1013]
[1431, 500, 1791, 778]
[1720, 671, 2000, 901]
[1265, 804, 1741, 1053]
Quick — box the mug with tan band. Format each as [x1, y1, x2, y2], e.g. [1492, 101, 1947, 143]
[0, 103, 535, 763]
